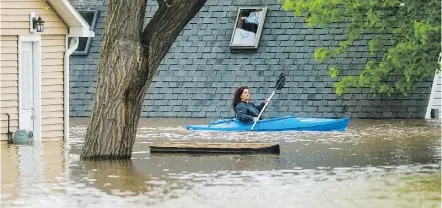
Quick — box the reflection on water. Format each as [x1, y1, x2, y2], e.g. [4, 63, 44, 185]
[74, 160, 151, 196]
[1, 118, 441, 207]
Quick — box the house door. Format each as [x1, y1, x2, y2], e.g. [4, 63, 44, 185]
[19, 42, 35, 133]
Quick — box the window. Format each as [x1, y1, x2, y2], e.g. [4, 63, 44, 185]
[230, 7, 267, 50]
[72, 10, 99, 56]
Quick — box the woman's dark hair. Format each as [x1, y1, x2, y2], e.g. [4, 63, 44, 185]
[232, 86, 249, 111]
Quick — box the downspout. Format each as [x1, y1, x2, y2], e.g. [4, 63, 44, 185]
[425, 71, 440, 119]
[6, 113, 12, 143]
[64, 37, 79, 142]
[425, 52, 442, 119]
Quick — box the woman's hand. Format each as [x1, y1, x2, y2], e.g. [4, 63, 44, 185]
[253, 117, 259, 122]
[264, 98, 270, 104]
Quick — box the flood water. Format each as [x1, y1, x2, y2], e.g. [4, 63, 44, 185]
[1, 118, 441, 207]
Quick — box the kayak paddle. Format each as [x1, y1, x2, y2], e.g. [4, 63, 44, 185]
[250, 73, 286, 131]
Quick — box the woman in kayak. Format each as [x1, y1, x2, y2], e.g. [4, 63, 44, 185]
[232, 86, 269, 123]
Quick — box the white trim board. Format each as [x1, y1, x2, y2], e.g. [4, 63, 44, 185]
[18, 35, 42, 142]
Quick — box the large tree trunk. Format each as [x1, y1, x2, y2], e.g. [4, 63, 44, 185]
[81, 0, 206, 160]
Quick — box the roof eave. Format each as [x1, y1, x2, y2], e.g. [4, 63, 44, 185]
[47, 0, 95, 38]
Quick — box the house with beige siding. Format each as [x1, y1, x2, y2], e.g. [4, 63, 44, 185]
[1, 0, 94, 142]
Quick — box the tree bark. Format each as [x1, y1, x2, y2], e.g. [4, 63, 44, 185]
[81, 0, 206, 160]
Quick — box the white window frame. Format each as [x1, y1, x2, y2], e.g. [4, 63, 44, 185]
[72, 9, 99, 56]
[229, 7, 268, 51]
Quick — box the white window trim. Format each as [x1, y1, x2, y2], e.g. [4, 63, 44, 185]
[18, 35, 42, 142]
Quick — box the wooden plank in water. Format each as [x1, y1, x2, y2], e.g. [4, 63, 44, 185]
[149, 142, 280, 154]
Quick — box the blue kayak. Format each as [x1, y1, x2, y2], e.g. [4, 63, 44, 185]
[186, 115, 350, 132]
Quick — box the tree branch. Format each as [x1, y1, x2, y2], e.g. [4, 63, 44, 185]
[157, 0, 164, 8]
[141, 0, 206, 75]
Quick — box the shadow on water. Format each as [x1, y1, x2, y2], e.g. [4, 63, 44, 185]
[1, 117, 441, 207]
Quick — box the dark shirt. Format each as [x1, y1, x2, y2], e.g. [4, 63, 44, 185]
[234, 101, 265, 123]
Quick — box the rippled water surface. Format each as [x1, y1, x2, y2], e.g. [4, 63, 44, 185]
[1, 118, 441, 208]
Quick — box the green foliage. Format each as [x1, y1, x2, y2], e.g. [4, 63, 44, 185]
[283, 0, 441, 96]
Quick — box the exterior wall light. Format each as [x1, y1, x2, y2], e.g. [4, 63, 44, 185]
[30, 12, 45, 33]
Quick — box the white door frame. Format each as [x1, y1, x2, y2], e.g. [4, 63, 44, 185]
[18, 35, 42, 142]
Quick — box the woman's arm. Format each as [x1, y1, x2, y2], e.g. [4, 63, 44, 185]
[255, 102, 266, 112]
[235, 104, 254, 123]
[254, 98, 270, 112]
